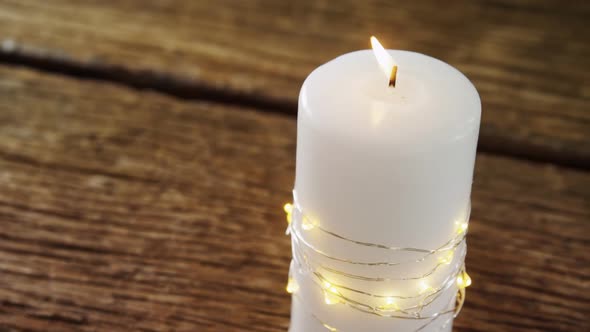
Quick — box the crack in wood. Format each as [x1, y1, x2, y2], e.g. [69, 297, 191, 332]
[0, 48, 587, 171]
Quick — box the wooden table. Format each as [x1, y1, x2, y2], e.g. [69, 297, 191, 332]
[0, 1, 588, 331]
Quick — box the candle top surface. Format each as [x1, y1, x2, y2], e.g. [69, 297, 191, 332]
[299, 50, 481, 146]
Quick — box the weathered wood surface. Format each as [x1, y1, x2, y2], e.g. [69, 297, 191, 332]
[0, 0, 589, 167]
[0, 66, 588, 331]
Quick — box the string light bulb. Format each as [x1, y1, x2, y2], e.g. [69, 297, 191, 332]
[456, 270, 472, 289]
[286, 277, 299, 294]
[419, 280, 432, 294]
[379, 297, 400, 311]
[284, 203, 293, 224]
[455, 220, 468, 234]
[324, 290, 341, 305]
[302, 215, 318, 230]
[438, 251, 454, 265]
[322, 280, 341, 305]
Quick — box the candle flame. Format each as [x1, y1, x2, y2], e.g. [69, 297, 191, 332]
[370, 36, 397, 87]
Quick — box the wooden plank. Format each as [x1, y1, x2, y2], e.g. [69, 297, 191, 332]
[0, 0, 588, 167]
[0, 65, 588, 331]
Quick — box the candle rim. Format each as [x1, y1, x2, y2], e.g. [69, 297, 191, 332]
[299, 49, 481, 145]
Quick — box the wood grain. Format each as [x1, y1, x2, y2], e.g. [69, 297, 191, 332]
[0, 0, 588, 167]
[0, 65, 588, 331]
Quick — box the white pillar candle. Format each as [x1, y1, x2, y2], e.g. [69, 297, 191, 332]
[288, 38, 480, 332]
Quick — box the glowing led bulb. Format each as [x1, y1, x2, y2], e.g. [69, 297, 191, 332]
[322, 280, 340, 305]
[283, 203, 293, 224]
[457, 270, 472, 288]
[286, 277, 298, 294]
[455, 221, 468, 234]
[283, 202, 318, 230]
[438, 251, 454, 265]
[324, 290, 340, 305]
[379, 296, 399, 311]
[419, 280, 432, 294]
[283, 203, 293, 214]
[302, 216, 317, 230]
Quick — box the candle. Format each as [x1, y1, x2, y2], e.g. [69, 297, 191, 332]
[286, 38, 480, 332]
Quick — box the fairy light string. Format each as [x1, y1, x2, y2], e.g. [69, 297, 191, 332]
[284, 192, 472, 331]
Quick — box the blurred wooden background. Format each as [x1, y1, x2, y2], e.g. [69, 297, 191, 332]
[0, 1, 588, 331]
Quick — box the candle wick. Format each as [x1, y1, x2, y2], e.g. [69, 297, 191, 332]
[389, 66, 398, 88]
